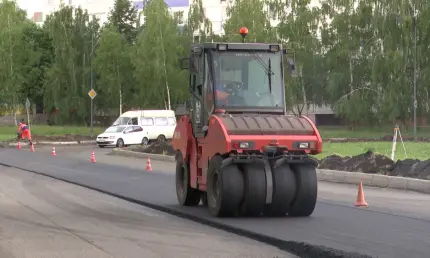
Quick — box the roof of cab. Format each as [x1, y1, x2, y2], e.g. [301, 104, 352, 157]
[120, 109, 175, 118]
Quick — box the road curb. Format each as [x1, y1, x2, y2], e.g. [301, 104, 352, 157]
[110, 148, 430, 194]
[317, 169, 430, 194]
[109, 148, 175, 162]
[4, 140, 96, 146]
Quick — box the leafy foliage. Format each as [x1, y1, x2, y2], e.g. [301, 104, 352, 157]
[0, 0, 429, 129]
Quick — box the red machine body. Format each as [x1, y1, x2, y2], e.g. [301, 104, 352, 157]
[173, 113, 322, 191]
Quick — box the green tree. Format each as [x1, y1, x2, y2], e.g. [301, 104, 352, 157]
[133, 0, 187, 110]
[187, 0, 213, 42]
[93, 25, 134, 115]
[43, 4, 100, 124]
[20, 23, 54, 113]
[0, 0, 32, 120]
[223, 0, 274, 42]
[275, 0, 324, 115]
[107, 0, 139, 43]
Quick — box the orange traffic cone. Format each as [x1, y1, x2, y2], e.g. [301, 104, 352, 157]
[354, 182, 368, 207]
[52, 146, 56, 156]
[145, 157, 152, 171]
[90, 149, 96, 163]
[29, 143, 35, 152]
[17, 141, 21, 149]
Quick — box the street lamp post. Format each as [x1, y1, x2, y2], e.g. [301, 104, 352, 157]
[413, 11, 417, 138]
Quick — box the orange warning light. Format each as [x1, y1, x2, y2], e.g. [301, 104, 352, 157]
[239, 27, 248, 36]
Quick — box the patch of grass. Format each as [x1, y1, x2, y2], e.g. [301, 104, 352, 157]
[316, 142, 430, 161]
[0, 125, 104, 139]
[318, 126, 430, 139]
[0, 134, 14, 141]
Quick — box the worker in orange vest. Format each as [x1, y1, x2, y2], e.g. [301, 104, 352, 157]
[17, 119, 32, 145]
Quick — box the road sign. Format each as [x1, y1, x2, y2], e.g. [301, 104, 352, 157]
[88, 89, 97, 99]
[25, 98, 30, 110]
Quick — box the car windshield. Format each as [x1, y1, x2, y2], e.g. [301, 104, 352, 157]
[112, 117, 130, 126]
[210, 50, 284, 108]
[104, 126, 126, 133]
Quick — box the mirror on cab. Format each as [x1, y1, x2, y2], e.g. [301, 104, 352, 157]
[180, 58, 189, 70]
[282, 48, 296, 76]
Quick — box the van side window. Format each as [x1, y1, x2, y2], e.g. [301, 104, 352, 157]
[167, 117, 176, 125]
[155, 117, 168, 126]
[133, 126, 143, 132]
[131, 117, 138, 125]
[140, 118, 154, 126]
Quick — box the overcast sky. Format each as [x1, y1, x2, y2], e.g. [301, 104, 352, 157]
[16, 0, 42, 17]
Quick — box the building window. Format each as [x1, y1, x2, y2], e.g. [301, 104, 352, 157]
[193, 35, 200, 43]
[173, 11, 184, 24]
[91, 13, 104, 22]
[33, 12, 43, 22]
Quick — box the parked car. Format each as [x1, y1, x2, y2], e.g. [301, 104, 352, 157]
[111, 109, 176, 142]
[96, 125, 149, 148]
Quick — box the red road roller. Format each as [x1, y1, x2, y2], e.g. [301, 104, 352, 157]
[172, 27, 322, 217]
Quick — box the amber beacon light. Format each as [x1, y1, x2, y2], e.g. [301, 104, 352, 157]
[239, 27, 248, 43]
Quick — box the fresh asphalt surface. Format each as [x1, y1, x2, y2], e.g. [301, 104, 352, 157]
[0, 165, 295, 258]
[1, 145, 430, 258]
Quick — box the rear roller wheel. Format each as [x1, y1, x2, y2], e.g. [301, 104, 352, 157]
[264, 164, 297, 217]
[239, 164, 266, 217]
[207, 155, 244, 217]
[289, 164, 318, 217]
[176, 152, 201, 206]
[201, 192, 208, 206]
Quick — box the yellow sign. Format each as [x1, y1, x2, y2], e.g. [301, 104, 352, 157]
[88, 89, 97, 99]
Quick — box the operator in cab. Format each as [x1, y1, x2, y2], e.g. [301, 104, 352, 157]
[212, 59, 247, 107]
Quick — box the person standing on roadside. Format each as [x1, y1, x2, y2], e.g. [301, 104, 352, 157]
[17, 119, 32, 145]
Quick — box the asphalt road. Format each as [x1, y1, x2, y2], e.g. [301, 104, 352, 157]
[0, 164, 296, 258]
[1, 145, 430, 258]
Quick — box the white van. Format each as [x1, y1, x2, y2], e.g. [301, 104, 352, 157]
[111, 110, 176, 142]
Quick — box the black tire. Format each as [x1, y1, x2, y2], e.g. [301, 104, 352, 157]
[176, 152, 201, 206]
[239, 164, 266, 217]
[98, 145, 105, 148]
[141, 137, 149, 146]
[116, 138, 124, 148]
[265, 164, 297, 217]
[201, 192, 208, 206]
[157, 135, 166, 143]
[207, 155, 244, 217]
[289, 164, 318, 217]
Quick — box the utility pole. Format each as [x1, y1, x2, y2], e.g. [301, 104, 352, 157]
[413, 10, 417, 138]
[90, 32, 94, 137]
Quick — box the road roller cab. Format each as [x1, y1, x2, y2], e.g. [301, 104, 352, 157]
[173, 27, 323, 218]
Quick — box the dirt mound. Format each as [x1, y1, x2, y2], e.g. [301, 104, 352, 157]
[319, 151, 430, 180]
[389, 159, 420, 177]
[130, 141, 175, 156]
[317, 155, 349, 170]
[389, 159, 430, 180]
[318, 150, 394, 174]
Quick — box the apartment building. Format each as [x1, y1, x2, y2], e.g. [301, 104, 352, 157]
[28, 0, 321, 34]
[30, 0, 190, 26]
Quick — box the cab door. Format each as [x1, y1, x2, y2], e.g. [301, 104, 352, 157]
[190, 49, 211, 138]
